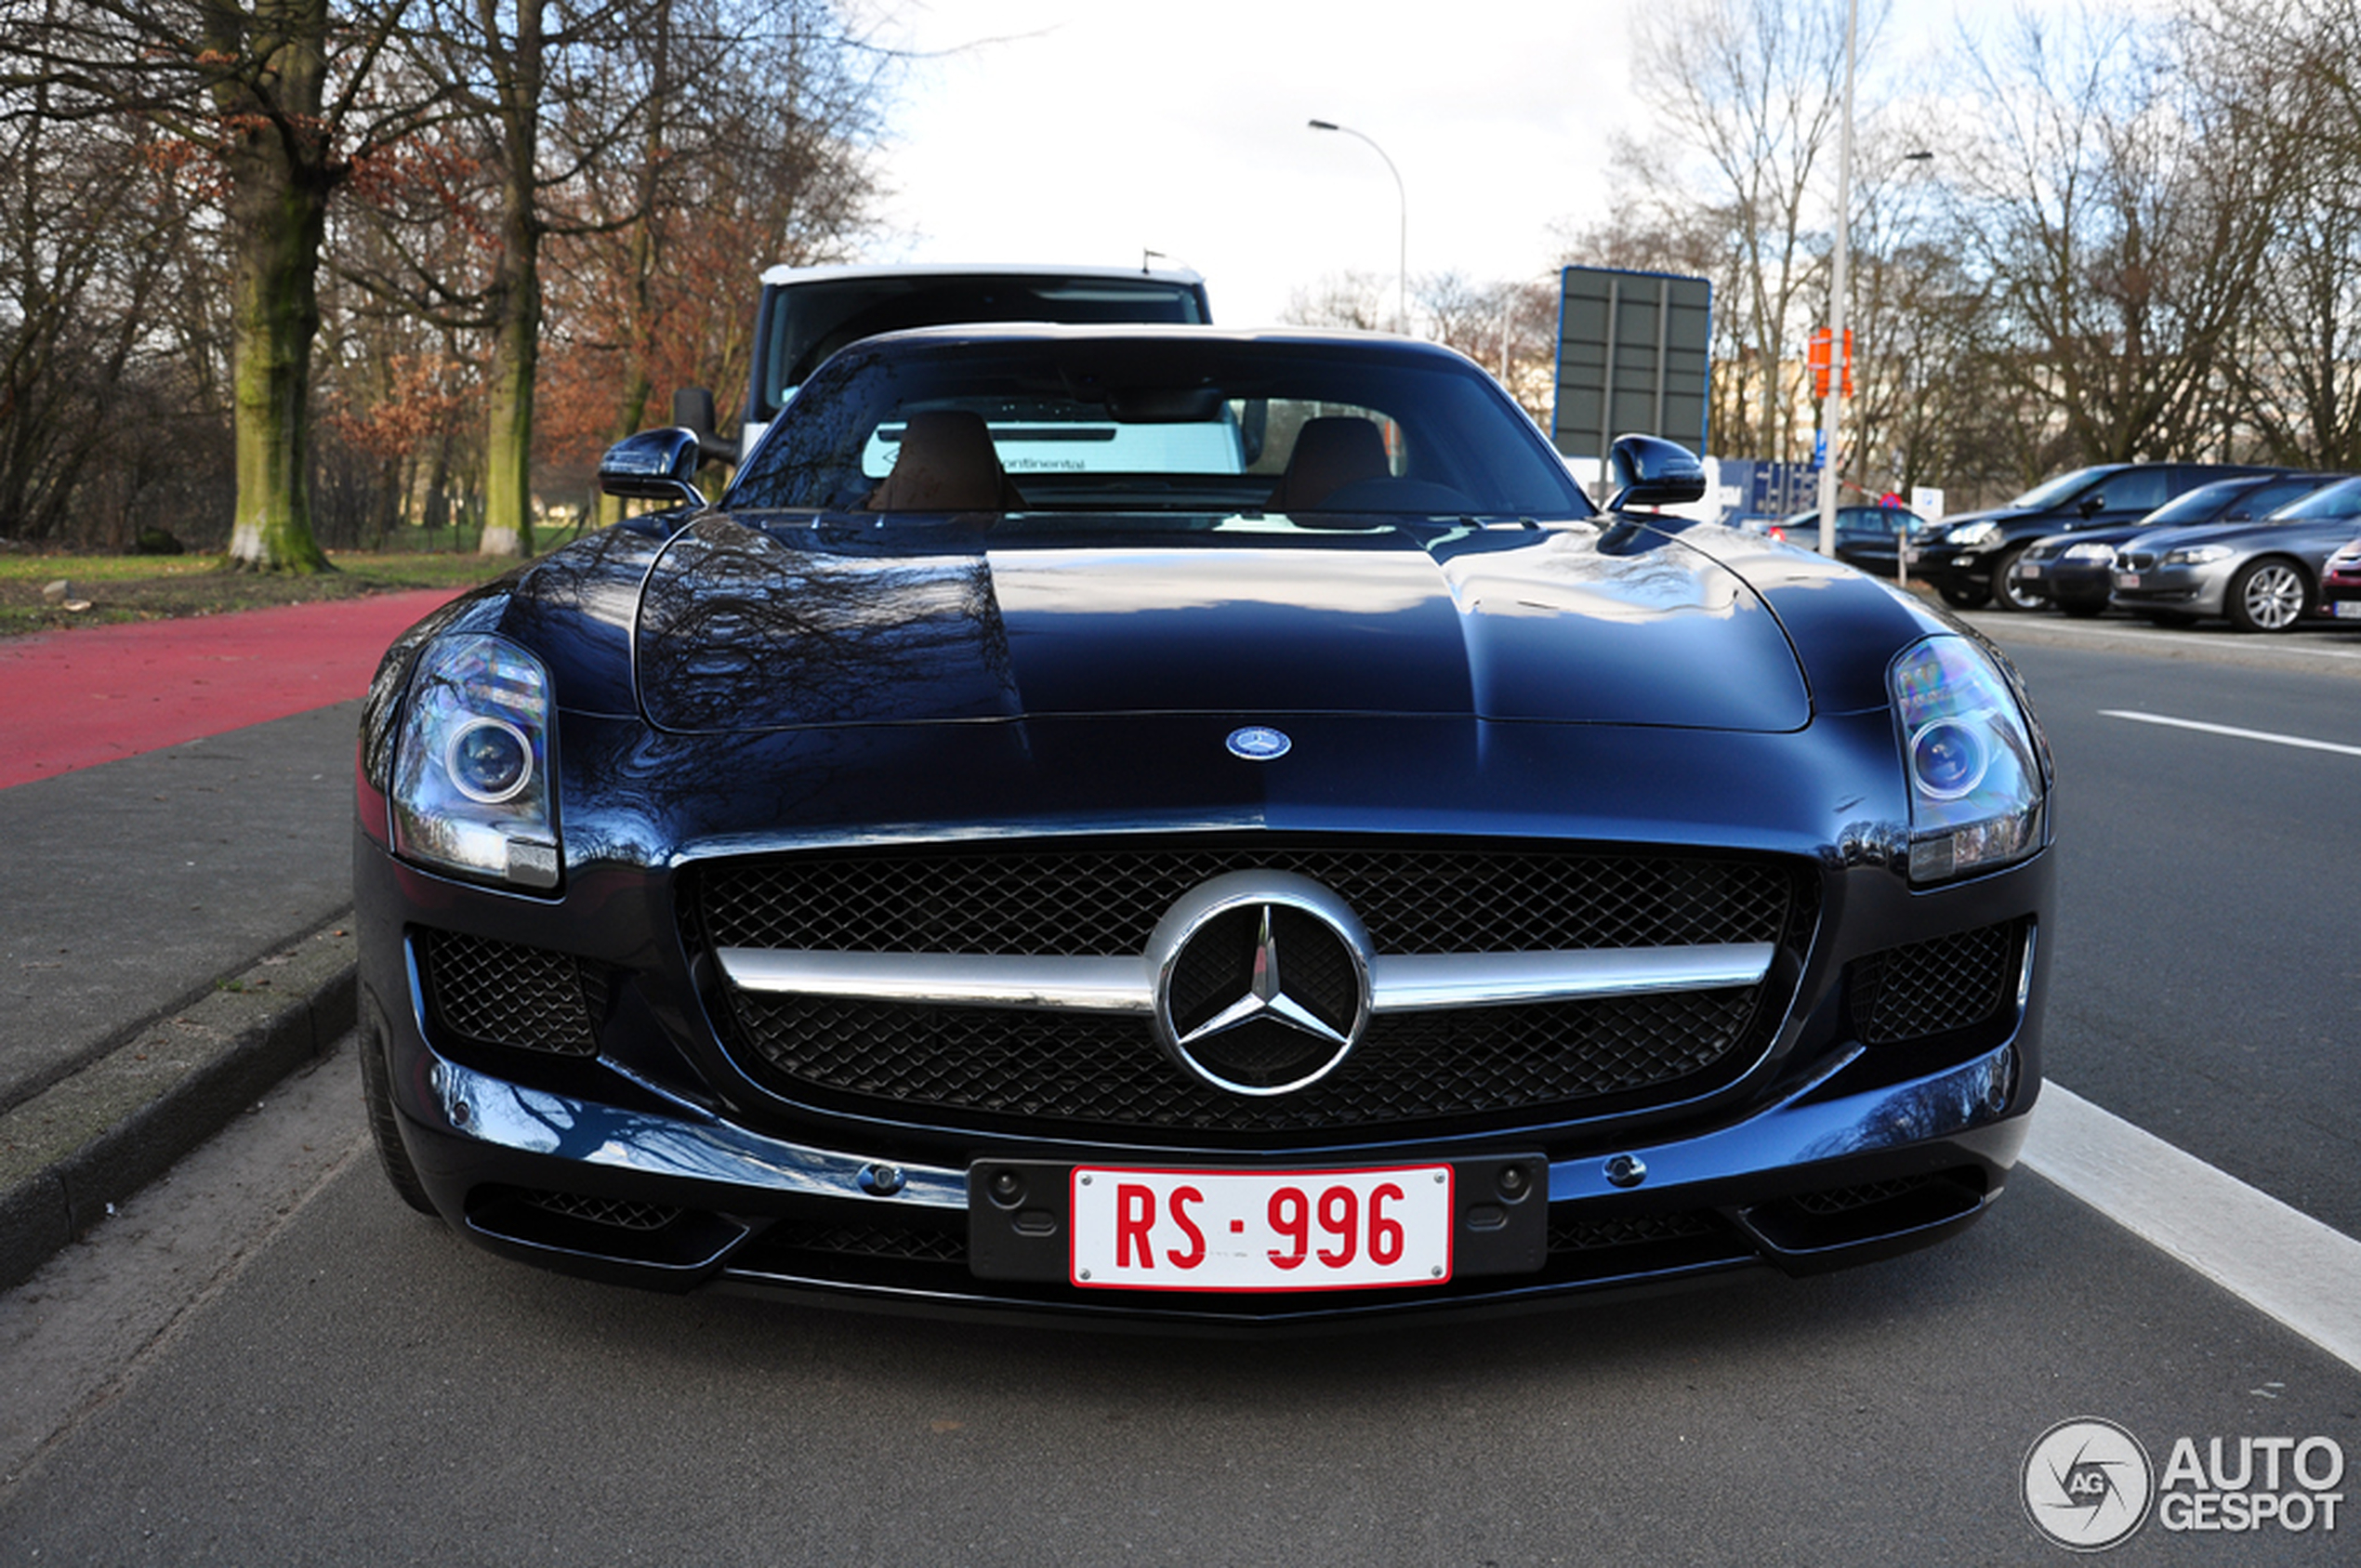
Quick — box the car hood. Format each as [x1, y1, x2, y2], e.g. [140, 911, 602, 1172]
[631, 513, 1813, 733]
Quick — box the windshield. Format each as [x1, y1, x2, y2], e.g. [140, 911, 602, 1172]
[2266, 475, 2361, 522]
[2005, 466, 2114, 510]
[2136, 479, 2253, 527]
[730, 336, 1592, 520]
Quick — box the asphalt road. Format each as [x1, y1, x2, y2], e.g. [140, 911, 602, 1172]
[4, 610, 2358, 1564]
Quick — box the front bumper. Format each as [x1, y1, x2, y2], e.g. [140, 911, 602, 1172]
[2011, 558, 2114, 608]
[386, 1022, 2034, 1328]
[2110, 562, 2230, 615]
[1911, 548, 1997, 596]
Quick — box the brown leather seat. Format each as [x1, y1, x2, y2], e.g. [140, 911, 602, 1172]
[864, 410, 1019, 512]
[1267, 415, 1392, 511]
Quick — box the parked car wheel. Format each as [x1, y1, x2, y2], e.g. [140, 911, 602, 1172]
[2225, 558, 2308, 634]
[1939, 583, 1990, 610]
[1990, 546, 2046, 613]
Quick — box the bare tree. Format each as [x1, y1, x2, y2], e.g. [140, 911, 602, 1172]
[1948, 7, 2293, 467]
[1, 0, 442, 570]
[1629, 0, 1880, 464]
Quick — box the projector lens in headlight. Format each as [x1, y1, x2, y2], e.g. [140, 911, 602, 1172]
[447, 718, 532, 804]
[1889, 638, 2047, 884]
[1908, 718, 1989, 800]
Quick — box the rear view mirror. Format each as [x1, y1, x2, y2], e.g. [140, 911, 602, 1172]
[1606, 433, 1707, 511]
[600, 428, 708, 510]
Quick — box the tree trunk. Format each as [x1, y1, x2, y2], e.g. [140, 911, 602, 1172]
[477, 0, 544, 560]
[218, 0, 336, 574]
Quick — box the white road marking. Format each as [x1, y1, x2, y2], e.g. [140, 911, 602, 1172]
[2099, 708, 2361, 758]
[2021, 1083, 2361, 1374]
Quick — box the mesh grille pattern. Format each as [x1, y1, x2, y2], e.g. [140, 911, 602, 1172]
[1852, 921, 2017, 1045]
[729, 985, 1762, 1135]
[1549, 1212, 1720, 1253]
[762, 1219, 969, 1264]
[421, 929, 599, 1056]
[519, 1191, 680, 1231]
[693, 844, 1794, 958]
[1786, 1177, 1934, 1217]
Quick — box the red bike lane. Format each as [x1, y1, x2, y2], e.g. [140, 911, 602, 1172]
[0, 588, 460, 790]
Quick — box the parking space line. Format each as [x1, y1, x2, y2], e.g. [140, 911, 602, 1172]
[2099, 708, 2361, 758]
[2020, 1083, 2361, 1373]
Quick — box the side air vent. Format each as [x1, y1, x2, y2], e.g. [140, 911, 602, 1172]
[1849, 920, 2021, 1046]
[419, 928, 602, 1057]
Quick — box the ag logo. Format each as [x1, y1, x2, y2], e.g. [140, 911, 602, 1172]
[2023, 1417, 2153, 1551]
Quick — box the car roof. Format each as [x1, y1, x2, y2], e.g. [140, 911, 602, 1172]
[842, 322, 1443, 356]
[759, 261, 1207, 289]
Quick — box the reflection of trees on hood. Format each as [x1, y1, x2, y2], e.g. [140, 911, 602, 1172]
[637, 517, 1017, 731]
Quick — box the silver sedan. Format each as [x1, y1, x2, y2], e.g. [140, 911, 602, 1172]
[2110, 475, 2361, 631]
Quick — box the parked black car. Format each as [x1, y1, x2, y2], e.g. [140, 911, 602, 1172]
[355, 327, 2053, 1326]
[1915, 462, 2271, 612]
[1774, 503, 1925, 574]
[2009, 472, 2335, 617]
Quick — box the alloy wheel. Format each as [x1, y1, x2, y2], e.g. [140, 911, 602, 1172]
[2233, 560, 2305, 633]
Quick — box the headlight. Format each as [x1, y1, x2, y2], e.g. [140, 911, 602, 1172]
[2063, 542, 2116, 562]
[390, 635, 561, 889]
[2163, 545, 2233, 566]
[1889, 638, 2045, 885]
[1945, 521, 1999, 547]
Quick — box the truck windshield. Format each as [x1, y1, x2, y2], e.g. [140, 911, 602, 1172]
[754, 276, 1207, 424]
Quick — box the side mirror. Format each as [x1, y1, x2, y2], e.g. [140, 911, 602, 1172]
[599, 428, 707, 509]
[1606, 433, 1708, 511]
[2077, 494, 2106, 519]
[671, 386, 740, 467]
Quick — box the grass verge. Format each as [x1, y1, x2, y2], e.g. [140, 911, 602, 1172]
[0, 551, 524, 638]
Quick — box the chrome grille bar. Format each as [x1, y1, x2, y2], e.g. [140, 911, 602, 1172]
[716, 942, 1773, 1015]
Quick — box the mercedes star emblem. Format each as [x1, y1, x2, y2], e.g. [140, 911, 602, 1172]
[1225, 725, 1292, 761]
[1144, 871, 1373, 1096]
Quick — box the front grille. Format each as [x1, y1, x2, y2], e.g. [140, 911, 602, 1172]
[1850, 920, 2019, 1045]
[419, 929, 600, 1056]
[691, 842, 1808, 1140]
[729, 984, 1763, 1138]
[692, 844, 1795, 957]
[2117, 550, 2157, 571]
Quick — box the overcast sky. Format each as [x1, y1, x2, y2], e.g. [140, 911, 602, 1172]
[864, 0, 2018, 325]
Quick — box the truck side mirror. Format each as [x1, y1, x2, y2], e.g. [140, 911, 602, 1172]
[671, 387, 740, 467]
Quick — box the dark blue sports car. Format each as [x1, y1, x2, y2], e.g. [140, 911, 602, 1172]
[354, 327, 2054, 1326]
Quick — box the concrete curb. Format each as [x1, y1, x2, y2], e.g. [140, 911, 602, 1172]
[0, 916, 357, 1293]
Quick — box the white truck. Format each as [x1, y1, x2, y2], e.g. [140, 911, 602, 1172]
[674, 262, 1213, 464]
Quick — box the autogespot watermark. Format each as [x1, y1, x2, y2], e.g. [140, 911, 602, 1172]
[2022, 1417, 2347, 1552]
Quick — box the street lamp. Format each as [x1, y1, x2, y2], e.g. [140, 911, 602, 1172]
[1814, 0, 1860, 560]
[1308, 118, 1407, 333]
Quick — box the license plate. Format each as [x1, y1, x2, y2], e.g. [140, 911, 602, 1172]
[2116, 572, 2142, 589]
[1069, 1164, 1453, 1291]
[2332, 601, 2361, 620]
[2014, 562, 2044, 581]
